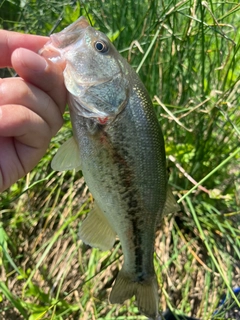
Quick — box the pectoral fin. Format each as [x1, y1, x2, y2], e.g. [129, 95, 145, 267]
[79, 203, 116, 251]
[51, 136, 81, 172]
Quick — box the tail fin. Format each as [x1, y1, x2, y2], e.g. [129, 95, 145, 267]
[109, 269, 159, 319]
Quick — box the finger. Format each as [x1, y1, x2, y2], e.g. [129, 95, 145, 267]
[0, 103, 53, 148]
[11, 48, 67, 115]
[0, 134, 49, 193]
[0, 103, 52, 191]
[0, 30, 48, 68]
[0, 136, 26, 192]
[0, 78, 63, 137]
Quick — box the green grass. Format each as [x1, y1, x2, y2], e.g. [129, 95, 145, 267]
[0, 0, 240, 319]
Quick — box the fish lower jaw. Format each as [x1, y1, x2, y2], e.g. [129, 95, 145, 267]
[39, 43, 66, 68]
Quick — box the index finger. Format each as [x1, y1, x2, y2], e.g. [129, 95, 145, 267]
[0, 30, 49, 68]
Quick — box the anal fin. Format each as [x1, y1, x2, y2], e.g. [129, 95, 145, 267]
[79, 203, 116, 251]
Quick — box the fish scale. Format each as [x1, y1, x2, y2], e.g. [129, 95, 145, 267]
[40, 16, 178, 319]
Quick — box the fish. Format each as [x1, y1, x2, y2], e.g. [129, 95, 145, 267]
[40, 16, 178, 319]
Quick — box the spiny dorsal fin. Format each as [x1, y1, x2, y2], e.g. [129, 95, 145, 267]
[79, 203, 116, 251]
[51, 136, 81, 172]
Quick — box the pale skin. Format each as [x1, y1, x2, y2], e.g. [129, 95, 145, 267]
[0, 31, 67, 192]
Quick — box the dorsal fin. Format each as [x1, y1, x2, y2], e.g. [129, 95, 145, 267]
[162, 185, 180, 215]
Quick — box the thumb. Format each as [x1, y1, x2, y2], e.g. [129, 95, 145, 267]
[11, 48, 67, 115]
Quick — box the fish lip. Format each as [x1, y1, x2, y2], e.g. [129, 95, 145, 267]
[50, 16, 90, 49]
[40, 16, 90, 57]
[39, 38, 63, 62]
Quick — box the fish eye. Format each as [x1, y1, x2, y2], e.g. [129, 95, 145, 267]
[94, 40, 108, 53]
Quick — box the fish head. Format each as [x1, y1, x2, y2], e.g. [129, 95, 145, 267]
[41, 16, 130, 122]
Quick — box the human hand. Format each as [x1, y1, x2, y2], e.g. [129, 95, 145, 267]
[0, 31, 67, 192]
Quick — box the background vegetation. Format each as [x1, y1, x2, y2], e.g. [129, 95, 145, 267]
[0, 0, 239, 319]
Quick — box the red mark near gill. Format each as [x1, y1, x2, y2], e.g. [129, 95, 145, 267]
[98, 117, 108, 125]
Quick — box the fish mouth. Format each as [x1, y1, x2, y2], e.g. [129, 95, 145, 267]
[39, 16, 90, 61]
[49, 16, 90, 49]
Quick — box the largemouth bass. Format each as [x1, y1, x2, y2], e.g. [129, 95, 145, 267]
[40, 17, 178, 319]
